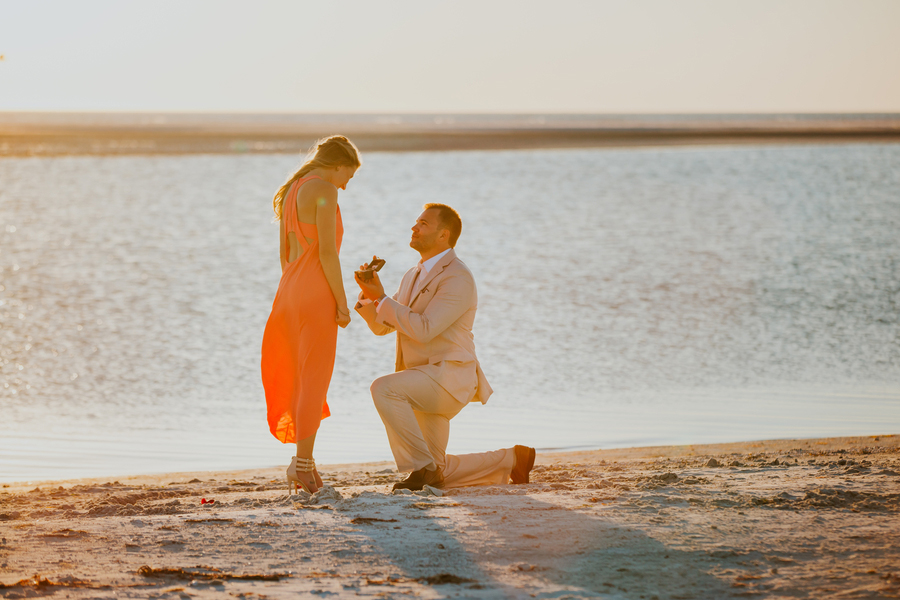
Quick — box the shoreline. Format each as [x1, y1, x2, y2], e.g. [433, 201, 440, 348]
[2, 113, 900, 157]
[5, 131, 900, 158]
[2, 434, 898, 598]
[1, 434, 895, 491]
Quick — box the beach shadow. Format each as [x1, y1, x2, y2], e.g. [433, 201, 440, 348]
[485, 492, 736, 599]
[339, 489, 522, 597]
[344, 487, 740, 599]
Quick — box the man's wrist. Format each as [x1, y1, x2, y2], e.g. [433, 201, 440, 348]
[373, 294, 389, 317]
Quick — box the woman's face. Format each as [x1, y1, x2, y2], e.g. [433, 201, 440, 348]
[334, 165, 358, 190]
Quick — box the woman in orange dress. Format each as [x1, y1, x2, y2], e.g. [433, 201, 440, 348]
[261, 136, 361, 494]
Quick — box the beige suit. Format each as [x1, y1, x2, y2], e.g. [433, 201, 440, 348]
[356, 249, 514, 487]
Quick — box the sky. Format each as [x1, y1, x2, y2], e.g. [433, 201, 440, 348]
[1, 0, 899, 114]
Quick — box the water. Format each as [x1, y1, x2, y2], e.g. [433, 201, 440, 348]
[1, 143, 899, 483]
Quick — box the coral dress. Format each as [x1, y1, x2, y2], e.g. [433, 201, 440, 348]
[261, 176, 343, 443]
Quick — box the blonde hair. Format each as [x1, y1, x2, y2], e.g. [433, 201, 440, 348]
[272, 135, 361, 220]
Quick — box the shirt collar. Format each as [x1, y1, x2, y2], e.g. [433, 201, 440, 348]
[419, 248, 452, 275]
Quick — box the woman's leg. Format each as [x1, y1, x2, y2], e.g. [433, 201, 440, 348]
[295, 431, 322, 490]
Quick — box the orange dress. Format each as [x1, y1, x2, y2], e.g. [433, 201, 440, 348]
[261, 176, 343, 443]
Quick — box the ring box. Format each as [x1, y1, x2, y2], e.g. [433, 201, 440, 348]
[355, 256, 386, 282]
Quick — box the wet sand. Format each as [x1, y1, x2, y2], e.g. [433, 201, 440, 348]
[2, 113, 900, 156]
[2, 435, 899, 599]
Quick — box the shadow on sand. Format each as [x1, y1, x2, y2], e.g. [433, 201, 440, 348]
[347, 488, 738, 599]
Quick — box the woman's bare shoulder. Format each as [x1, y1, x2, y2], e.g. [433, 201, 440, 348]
[298, 177, 338, 198]
[296, 178, 338, 214]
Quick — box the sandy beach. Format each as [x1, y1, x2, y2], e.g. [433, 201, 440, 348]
[2, 435, 898, 599]
[2, 113, 900, 156]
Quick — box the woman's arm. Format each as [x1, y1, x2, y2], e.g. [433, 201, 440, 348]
[279, 219, 288, 273]
[315, 186, 350, 327]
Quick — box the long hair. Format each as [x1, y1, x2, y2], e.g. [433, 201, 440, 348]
[272, 135, 361, 221]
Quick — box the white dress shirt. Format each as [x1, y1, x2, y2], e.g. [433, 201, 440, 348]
[414, 249, 452, 287]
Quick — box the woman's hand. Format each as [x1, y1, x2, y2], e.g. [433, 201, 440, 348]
[336, 307, 351, 328]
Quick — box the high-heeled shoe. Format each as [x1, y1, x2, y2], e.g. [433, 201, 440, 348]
[286, 456, 318, 495]
[312, 468, 323, 490]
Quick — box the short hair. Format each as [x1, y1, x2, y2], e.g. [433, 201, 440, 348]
[423, 203, 462, 247]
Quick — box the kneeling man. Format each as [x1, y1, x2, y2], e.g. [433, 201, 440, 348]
[355, 203, 535, 490]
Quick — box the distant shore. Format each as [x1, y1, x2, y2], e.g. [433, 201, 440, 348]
[2, 434, 898, 598]
[2, 112, 900, 157]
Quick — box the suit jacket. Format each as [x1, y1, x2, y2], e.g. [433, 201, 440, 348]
[355, 249, 493, 405]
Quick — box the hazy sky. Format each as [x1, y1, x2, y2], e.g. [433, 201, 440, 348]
[1, 0, 899, 113]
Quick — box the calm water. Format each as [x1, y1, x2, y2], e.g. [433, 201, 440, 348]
[1, 144, 899, 483]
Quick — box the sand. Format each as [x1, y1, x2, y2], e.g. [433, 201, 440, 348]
[3, 113, 900, 156]
[2, 435, 899, 599]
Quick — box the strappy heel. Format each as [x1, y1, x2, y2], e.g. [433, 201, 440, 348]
[312, 468, 323, 490]
[286, 456, 318, 494]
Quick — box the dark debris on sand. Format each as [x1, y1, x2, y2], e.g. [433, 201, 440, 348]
[0, 574, 111, 591]
[419, 573, 475, 585]
[137, 565, 291, 581]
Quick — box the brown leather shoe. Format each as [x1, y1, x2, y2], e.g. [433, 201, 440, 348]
[510, 445, 536, 484]
[392, 466, 444, 491]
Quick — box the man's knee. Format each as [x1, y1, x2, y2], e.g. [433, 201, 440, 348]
[370, 376, 392, 410]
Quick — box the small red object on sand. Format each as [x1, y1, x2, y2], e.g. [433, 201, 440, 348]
[200, 498, 215, 505]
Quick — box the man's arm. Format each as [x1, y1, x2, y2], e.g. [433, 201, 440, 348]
[354, 267, 400, 336]
[355, 291, 395, 336]
[376, 272, 474, 344]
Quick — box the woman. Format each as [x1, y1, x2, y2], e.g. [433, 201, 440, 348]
[261, 135, 361, 494]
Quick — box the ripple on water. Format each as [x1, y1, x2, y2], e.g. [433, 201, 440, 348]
[0, 144, 899, 481]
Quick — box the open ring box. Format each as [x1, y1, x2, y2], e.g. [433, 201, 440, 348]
[355, 256, 386, 282]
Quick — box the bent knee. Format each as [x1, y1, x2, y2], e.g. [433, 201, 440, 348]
[370, 376, 392, 404]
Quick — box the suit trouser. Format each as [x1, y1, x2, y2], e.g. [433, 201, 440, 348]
[370, 369, 515, 488]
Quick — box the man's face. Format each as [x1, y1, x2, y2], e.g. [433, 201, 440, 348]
[410, 208, 445, 252]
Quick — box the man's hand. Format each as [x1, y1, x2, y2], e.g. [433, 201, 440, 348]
[355, 264, 386, 302]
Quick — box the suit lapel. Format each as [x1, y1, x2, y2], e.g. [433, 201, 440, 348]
[409, 249, 457, 306]
[399, 267, 418, 306]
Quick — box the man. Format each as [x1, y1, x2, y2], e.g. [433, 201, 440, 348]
[354, 203, 535, 490]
